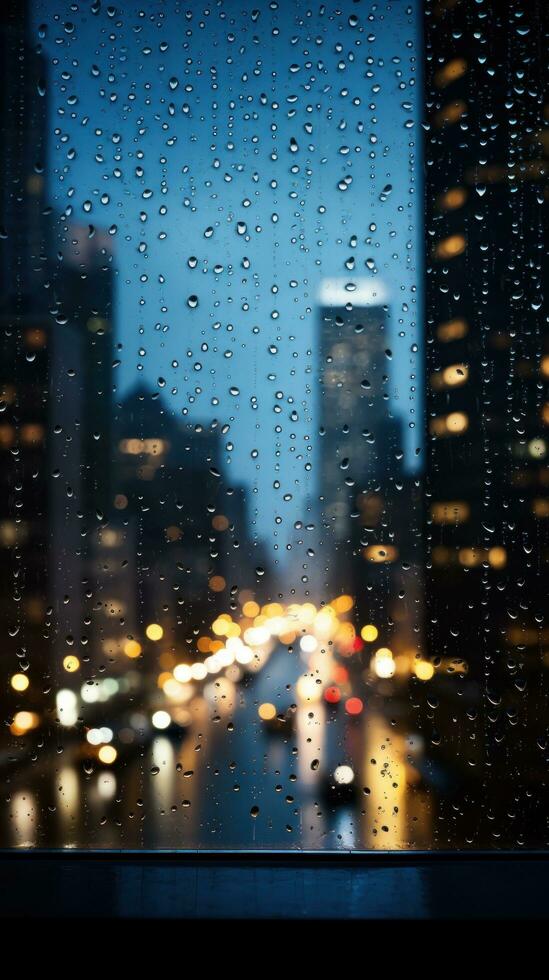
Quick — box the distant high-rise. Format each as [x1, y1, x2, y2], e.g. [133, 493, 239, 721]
[317, 278, 391, 592]
[424, 0, 548, 689]
[317, 277, 422, 656]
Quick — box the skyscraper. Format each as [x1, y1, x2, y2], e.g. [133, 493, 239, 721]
[0, 1, 53, 749]
[317, 276, 391, 567]
[423, 0, 548, 786]
[317, 278, 422, 648]
[49, 225, 116, 698]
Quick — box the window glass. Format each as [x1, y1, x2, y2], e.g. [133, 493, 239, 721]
[1, 0, 547, 850]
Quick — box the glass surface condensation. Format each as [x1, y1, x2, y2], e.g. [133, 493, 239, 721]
[0, 0, 547, 850]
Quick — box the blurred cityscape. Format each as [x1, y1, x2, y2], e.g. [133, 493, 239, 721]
[0, 0, 548, 850]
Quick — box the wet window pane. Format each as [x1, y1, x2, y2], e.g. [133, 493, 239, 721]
[0, 0, 547, 850]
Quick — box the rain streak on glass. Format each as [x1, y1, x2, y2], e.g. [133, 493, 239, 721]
[0, 0, 547, 850]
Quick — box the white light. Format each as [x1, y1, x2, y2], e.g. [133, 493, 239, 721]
[97, 772, 117, 801]
[243, 626, 270, 646]
[300, 634, 318, 654]
[152, 710, 171, 730]
[296, 674, 322, 703]
[81, 683, 98, 703]
[190, 662, 207, 681]
[218, 647, 234, 667]
[56, 689, 78, 727]
[102, 678, 119, 697]
[372, 650, 395, 679]
[225, 636, 243, 653]
[99, 727, 113, 743]
[173, 663, 192, 683]
[235, 645, 253, 665]
[334, 765, 355, 786]
[87, 728, 102, 746]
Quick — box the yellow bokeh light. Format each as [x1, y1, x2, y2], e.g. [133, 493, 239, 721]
[437, 317, 468, 343]
[488, 546, 507, 569]
[363, 544, 398, 563]
[360, 624, 379, 643]
[331, 594, 354, 614]
[414, 660, 435, 681]
[11, 673, 29, 692]
[258, 702, 277, 721]
[242, 600, 260, 618]
[146, 623, 163, 641]
[434, 57, 468, 88]
[98, 745, 117, 765]
[63, 655, 80, 673]
[440, 363, 469, 388]
[438, 187, 468, 211]
[124, 639, 142, 658]
[433, 233, 467, 260]
[431, 500, 470, 524]
[10, 711, 39, 736]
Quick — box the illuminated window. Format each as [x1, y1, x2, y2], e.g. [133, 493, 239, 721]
[430, 363, 469, 390]
[434, 57, 468, 88]
[24, 327, 47, 349]
[363, 544, 399, 563]
[20, 423, 45, 446]
[437, 187, 468, 211]
[212, 515, 229, 531]
[433, 99, 467, 128]
[436, 318, 469, 342]
[430, 412, 469, 437]
[119, 438, 169, 455]
[0, 424, 15, 449]
[0, 521, 18, 547]
[433, 234, 467, 260]
[458, 546, 507, 569]
[431, 501, 470, 524]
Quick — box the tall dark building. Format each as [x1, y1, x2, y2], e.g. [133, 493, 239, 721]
[316, 277, 423, 663]
[0, 1, 53, 748]
[49, 226, 116, 699]
[423, 0, 548, 778]
[0, 0, 49, 303]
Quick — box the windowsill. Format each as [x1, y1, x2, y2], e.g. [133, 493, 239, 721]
[2, 850, 549, 919]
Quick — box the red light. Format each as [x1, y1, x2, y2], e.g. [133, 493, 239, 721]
[353, 637, 363, 651]
[345, 697, 363, 716]
[325, 685, 341, 704]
